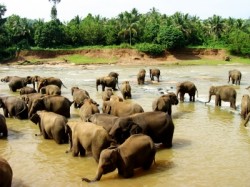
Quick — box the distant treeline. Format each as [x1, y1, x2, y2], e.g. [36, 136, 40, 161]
[0, 5, 250, 61]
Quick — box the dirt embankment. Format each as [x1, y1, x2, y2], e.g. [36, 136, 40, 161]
[15, 48, 228, 65]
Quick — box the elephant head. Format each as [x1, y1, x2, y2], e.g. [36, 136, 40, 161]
[205, 86, 217, 104]
[28, 98, 44, 118]
[82, 147, 118, 182]
[109, 117, 142, 144]
[37, 79, 48, 92]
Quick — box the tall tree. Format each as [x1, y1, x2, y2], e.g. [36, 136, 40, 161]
[48, 0, 61, 20]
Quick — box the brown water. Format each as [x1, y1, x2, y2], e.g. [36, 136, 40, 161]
[0, 64, 250, 187]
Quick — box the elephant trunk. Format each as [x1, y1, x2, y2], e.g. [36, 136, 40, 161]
[243, 113, 250, 127]
[82, 169, 103, 183]
[205, 94, 212, 105]
[96, 81, 99, 91]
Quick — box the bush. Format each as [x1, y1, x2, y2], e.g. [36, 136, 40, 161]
[135, 43, 165, 56]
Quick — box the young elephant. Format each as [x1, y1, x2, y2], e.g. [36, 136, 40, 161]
[137, 69, 146, 85]
[40, 85, 61, 95]
[241, 94, 250, 119]
[19, 86, 37, 95]
[228, 69, 241, 85]
[120, 81, 132, 99]
[0, 156, 13, 187]
[149, 68, 160, 82]
[79, 98, 100, 122]
[30, 110, 68, 144]
[102, 88, 114, 101]
[82, 134, 156, 182]
[0, 96, 28, 119]
[0, 114, 8, 138]
[96, 76, 117, 91]
[71, 87, 90, 108]
[205, 85, 237, 109]
[152, 92, 179, 115]
[176, 81, 198, 102]
[66, 121, 115, 163]
[102, 100, 144, 117]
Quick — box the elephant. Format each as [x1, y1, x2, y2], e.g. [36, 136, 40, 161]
[109, 111, 175, 147]
[149, 68, 160, 82]
[152, 92, 179, 115]
[102, 100, 144, 117]
[71, 87, 90, 108]
[0, 156, 13, 187]
[30, 110, 69, 144]
[0, 96, 28, 119]
[137, 68, 146, 85]
[120, 81, 132, 99]
[66, 121, 115, 163]
[88, 113, 119, 133]
[19, 86, 37, 95]
[82, 134, 156, 182]
[28, 95, 73, 118]
[20, 93, 44, 112]
[0, 114, 8, 138]
[228, 69, 241, 85]
[102, 88, 114, 101]
[176, 81, 198, 102]
[205, 85, 237, 109]
[1, 75, 21, 82]
[240, 94, 250, 126]
[40, 85, 61, 95]
[37, 77, 66, 92]
[96, 76, 117, 91]
[79, 98, 100, 122]
[8, 76, 33, 92]
[108, 71, 119, 90]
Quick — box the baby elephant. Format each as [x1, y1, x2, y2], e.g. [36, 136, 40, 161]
[30, 110, 68, 144]
[40, 85, 61, 95]
[82, 134, 156, 182]
[120, 81, 132, 99]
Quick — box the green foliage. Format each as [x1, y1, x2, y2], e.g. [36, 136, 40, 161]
[135, 43, 165, 56]
[157, 25, 186, 49]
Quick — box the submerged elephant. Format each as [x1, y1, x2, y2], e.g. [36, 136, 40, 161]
[109, 111, 175, 147]
[102, 100, 144, 117]
[0, 114, 8, 138]
[19, 86, 37, 95]
[40, 85, 61, 95]
[176, 81, 198, 102]
[71, 87, 90, 108]
[8, 76, 33, 92]
[120, 81, 132, 99]
[96, 76, 117, 91]
[137, 68, 146, 85]
[30, 110, 68, 144]
[149, 68, 160, 82]
[152, 92, 179, 115]
[228, 69, 241, 85]
[28, 95, 73, 118]
[37, 77, 66, 92]
[0, 96, 28, 119]
[79, 98, 100, 122]
[66, 121, 115, 163]
[0, 156, 13, 187]
[82, 134, 156, 182]
[205, 85, 237, 109]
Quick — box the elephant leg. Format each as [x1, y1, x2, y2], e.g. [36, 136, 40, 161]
[72, 139, 80, 156]
[215, 96, 219, 106]
[102, 85, 105, 92]
[151, 76, 154, 81]
[74, 102, 77, 108]
[142, 153, 155, 170]
[122, 164, 134, 178]
[79, 145, 86, 156]
[180, 93, 185, 102]
[3, 108, 9, 118]
[157, 76, 160, 82]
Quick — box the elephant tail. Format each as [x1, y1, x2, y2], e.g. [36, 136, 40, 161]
[62, 83, 67, 89]
[196, 88, 199, 98]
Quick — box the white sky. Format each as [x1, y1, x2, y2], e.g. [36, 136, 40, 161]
[1, 0, 250, 22]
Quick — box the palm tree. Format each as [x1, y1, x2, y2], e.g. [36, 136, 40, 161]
[48, 0, 61, 20]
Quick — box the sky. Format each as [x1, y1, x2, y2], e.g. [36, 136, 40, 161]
[1, 0, 250, 22]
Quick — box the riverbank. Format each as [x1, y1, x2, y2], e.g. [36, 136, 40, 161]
[3, 48, 240, 66]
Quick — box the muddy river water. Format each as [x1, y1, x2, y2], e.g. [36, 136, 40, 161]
[0, 63, 249, 187]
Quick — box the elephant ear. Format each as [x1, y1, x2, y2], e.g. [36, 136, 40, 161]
[156, 98, 164, 111]
[130, 123, 142, 134]
[30, 113, 40, 124]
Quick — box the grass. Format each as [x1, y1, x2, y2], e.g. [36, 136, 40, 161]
[61, 54, 117, 64]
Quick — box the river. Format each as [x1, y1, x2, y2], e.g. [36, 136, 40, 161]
[0, 63, 249, 187]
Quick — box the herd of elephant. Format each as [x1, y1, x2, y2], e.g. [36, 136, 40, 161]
[0, 67, 249, 185]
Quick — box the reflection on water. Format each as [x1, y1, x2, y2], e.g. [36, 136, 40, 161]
[0, 64, 250, 187]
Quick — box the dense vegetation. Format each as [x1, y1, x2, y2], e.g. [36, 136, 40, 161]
[0, 4, 250, 61]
